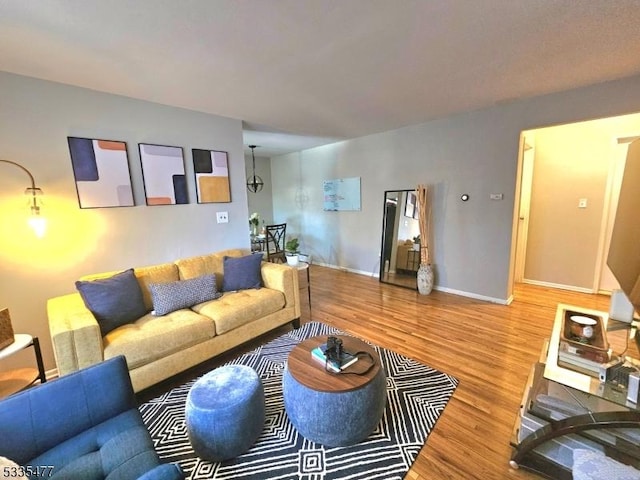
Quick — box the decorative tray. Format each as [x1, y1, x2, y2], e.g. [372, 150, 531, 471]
[560, 309, 610, 363]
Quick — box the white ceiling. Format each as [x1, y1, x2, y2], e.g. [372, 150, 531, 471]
[2, 1, 640, 157]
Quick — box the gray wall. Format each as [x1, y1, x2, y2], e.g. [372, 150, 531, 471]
[0, 72, 249, 371]
[270, 74, 640, 303]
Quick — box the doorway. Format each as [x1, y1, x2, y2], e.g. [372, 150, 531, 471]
[510, 113, 640, 297]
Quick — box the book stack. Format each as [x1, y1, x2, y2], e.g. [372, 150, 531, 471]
[557, 341, 611, 377]
[311, 343, 358, 373]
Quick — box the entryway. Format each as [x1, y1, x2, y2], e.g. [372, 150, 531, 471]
[510, 112, 640, 298]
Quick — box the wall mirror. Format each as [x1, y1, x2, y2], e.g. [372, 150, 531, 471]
[380, 189, 421, 290]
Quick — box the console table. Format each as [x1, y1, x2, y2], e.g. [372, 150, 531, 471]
[510, 304, 640, 479]
[0, 334, 46, 398]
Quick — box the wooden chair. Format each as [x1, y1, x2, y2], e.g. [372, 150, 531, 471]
[265, 223, 287, 263]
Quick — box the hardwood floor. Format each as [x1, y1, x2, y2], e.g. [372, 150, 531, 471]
[138, 265, 612, 479]
[306, 266, 610, 480]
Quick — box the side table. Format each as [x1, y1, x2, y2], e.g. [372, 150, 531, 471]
[295, 261, 311, 314]
[0, 334, 46, 398]
[283, 335, 386, 446]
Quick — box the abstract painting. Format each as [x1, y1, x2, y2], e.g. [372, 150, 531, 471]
[139, 143, 188, 205]
[67, 137, 134, 208]
[192, 148, 231, 203]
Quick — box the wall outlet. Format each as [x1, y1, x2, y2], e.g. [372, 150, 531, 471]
[216, 211, 229, 223]
[578, 198, 588, 208]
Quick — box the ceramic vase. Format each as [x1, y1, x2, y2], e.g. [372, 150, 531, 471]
[417, 263, 434, 295]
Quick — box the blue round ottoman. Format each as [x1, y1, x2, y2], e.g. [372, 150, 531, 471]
[185, 365, 264, 461]
[283, 336, 386, 447]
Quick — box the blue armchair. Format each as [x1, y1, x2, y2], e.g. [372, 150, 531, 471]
[0, 355, 183, 480]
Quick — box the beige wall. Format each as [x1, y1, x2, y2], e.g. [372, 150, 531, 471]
[524, 114, 640, 290]
[0, 72, 249, 372]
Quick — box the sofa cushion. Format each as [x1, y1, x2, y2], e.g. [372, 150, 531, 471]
[149, 274, 222, 316]
[76, 269, 147, 336]
[193, 288, 285, 334]
[222, 254, 263, 291]
[31, 412, 161, 480]
[79, 263, 179, 313]
[176, 249, 246, 289]
[103, 310, 215, 369]
[134, 263, 181, 311]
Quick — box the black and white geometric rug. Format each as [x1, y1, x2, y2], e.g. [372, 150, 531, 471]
[139, 321, 458, 479]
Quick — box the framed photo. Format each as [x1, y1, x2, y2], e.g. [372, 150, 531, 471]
[192, 148, 231, 203]
[405, 192, 416, 218]
[138, 143, 188, 205]
[67, 137, 134, 208]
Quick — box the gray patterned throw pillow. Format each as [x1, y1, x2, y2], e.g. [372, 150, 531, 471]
[149, 274, 222, 316]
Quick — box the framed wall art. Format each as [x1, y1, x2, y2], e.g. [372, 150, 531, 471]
[138, 143, 188, 205]
[405, 191, 416, 218]
[67, 137, 135, 208]
[192, 148, 231, 203]
[323, 177, 361, 211]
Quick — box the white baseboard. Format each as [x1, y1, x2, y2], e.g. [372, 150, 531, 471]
[433, 285, 510, 305]
[522, 278, 594, 294]
[316, 262, 510, 304]
[313, 262, 379, 278]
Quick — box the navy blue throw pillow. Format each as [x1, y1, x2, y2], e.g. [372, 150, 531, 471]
[222, 254, 263, 291]
[76, 268, 147, 336]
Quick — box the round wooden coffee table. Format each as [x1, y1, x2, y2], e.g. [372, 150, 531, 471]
[282, 335, 386, 446]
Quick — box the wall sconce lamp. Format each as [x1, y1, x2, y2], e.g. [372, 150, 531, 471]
[246, 145, 264, 193]
[0, 159, 46, 237]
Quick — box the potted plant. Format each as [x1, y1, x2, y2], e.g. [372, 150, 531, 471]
[412, 235, 421, 251]
[248, 212, 260, 236]
[285, 237, 300, 266]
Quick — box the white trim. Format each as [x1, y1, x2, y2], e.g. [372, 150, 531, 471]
[521, 278, 593, 294]
[432, 285, 510, 305]
[313, 262, 377, 278]
[316, 262, 511, 304]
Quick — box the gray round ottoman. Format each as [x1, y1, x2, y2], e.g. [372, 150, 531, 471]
[283, 335, 386, 447]
[185, 364, 264, 461]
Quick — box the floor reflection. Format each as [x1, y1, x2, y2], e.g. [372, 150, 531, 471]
[380, 272, 417, 290]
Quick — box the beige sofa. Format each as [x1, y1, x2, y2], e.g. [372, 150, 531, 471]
[47, 249, 300, 392]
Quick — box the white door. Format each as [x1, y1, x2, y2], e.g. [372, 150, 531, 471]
[597, 139, 637, 292]
[515, 139, 535, 283]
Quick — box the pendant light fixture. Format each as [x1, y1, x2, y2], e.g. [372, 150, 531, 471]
[246, 145, 264, 193]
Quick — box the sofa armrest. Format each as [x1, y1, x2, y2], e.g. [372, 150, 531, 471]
[260, 261, 301, 319]
[47, 293, 104, 376]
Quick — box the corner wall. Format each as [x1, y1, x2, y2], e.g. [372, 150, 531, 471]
[270, 75, 640, 303]
[0, 72, 249, 370]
